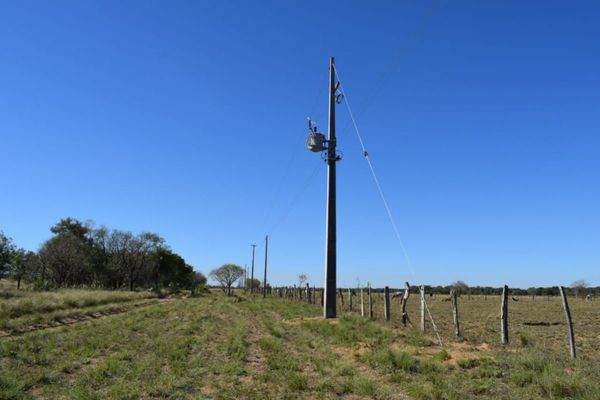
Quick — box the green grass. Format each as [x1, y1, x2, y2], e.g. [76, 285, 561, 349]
[0, 281, 158, 332]
[1, 287, 600, 399]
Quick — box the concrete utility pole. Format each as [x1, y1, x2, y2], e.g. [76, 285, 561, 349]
[306, 57, 341, 318]
[250, 244, 256, 293]
[263, 235, 268, 298]
[324, 57, 339, 319]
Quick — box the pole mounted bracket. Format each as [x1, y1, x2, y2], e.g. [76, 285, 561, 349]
[322, 150, 342, 162]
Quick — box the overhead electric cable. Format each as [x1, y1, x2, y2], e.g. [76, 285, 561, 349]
[262, 80, 327, 233]
[267, 161, 324, 234]
[349, 0, 441, 121]
[334, 67, 414, 277]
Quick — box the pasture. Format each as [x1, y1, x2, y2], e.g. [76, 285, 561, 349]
[353, 291, 600, 362]
[1, 283, 599, 399]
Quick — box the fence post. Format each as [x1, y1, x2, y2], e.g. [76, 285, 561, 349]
[559, 286, 576, 359]
[360, 286, 365, 317]
[306, 283, 310, 303]
[420, 285, 426, 332]
[401, 282, 410, 326]
[501, 285, 509, 345]
[368, 284, 373, 319]
[348, 288, 353, 311]
[451, 289, 461, 337]
[384, 286, 391, 321]
[338, 288, 344, 309]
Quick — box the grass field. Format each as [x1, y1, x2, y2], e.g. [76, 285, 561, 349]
[347, 291, 600, 362]
[1, 284, 599, 399]
[0, 280, 159, 335]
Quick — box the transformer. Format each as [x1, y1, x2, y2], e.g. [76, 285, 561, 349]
[306, 132, 326, 152]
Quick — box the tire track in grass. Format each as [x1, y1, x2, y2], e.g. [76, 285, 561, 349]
[0, 298, 173, 338]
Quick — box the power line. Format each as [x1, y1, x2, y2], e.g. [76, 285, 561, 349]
[267, 161, 324, 234]
[262, 74, 328, 233]
[348, 0, 442, 121]
[334, 67, 414, 277]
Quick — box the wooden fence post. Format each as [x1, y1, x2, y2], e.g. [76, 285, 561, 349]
[501, 285, 509, 345]
[348, 288, 353, 311]
[306, 283, 310, 303]
[451, 289, 461, 337]
[384, 286, 391, 321]
[368, 284, 373, 319]
[400, 282, 410, 326]
[338, 288, 344, 309]
[559, 286, 576, 359]
[420, 285, 426, 332]
[360, 286, 365, 317]
[320, 289, 324, 307]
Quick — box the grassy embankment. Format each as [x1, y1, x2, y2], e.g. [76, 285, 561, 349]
[0, 280, 158, 335]
[1, 284, 599, 399]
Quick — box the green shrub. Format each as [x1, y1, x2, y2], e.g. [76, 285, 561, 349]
[433, 349, 452, 362]
[367, 348, 420, 373]
[457, 359, 480, 369]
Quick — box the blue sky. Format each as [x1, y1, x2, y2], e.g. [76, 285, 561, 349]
[1, 1, 599, 288]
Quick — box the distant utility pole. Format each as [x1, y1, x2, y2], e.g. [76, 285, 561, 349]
[263, 235, 269, 298]
[250, 244, 257, 293]
[305, 57, 341, 319]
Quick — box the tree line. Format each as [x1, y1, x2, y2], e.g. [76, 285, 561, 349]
[0, 218, 206, 291]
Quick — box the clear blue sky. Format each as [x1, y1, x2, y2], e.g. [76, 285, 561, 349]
[1, 1, 599, 288]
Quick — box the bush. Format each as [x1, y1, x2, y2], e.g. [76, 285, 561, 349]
[457, 359, 480, 369]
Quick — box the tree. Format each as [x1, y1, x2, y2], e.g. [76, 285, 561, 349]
[189, 271, 207, 295]
[2, 219, 206, 293]
[451, 280, 469, 295]
[210, 264, 244, 296]
[571, 280, 588, 298]
[244, 277, 261, 289]
[50, 218, 92, 244]
[0, 231, 16, 278]
[39, 233, 91, 287]
[9, 249, 37, 289]
[298, 273, 308, 287]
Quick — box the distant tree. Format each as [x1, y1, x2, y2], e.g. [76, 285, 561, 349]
[128, 232, 164, 290]
[0, 231, 16, 278]
[50, 218, 93, 243]
[39, 233, 91, 287]
[3, 219, 206, 293]
[210, 264, 244, 296]
[9, 249, 38, 289]
[89, 226, 110, 286]
[244, 277, 261, 289]
[571, 280, 588, 298]
[298, 273, 308, 287]
[189, 271, 207, 295]
[451, 280, 469, 295]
